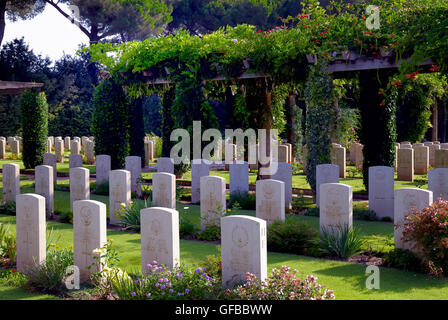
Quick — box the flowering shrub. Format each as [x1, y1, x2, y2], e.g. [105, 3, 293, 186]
[229, 266, 335, 300]
[111, 261, 220, 300]
[403, 200, 448, 275]
[116, 201, 143, 232]
[0, 223, 16, 264]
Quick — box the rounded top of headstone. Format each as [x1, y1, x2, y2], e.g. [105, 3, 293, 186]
[16, 193, 45, 203]
[153, 172, 175, 179]
[96, 154, 111, 160]
[141, 207, 178, 217]
[320, 183, 352, 192]
[70, 167, 89, 174]
[200, 175, 225, 184]
[394, 188, 432, 196]
[3, 163, 20, 169]
[221, 215, 266, 226]
[73, 199, 106, 211]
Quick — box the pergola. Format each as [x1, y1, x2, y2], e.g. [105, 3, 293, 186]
[0, 81, 44, 95]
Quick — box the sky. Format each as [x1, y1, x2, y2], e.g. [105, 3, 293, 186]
[3, 3, 89, 62]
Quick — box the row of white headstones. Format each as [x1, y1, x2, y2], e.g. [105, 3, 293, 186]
[327, 141, 448, 181]
[4, 156, 442, 288]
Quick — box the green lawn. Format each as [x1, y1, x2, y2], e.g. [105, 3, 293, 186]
[1, 156, 431, 195]
[1, 158, 446, 300]
[0, 213, 447, 300]
[0, 152, 96, 174]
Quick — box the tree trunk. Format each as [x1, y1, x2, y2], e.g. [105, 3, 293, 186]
[128, 96, 146, 167]
[0, 0, 7, 47]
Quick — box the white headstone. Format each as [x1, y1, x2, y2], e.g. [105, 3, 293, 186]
[125, 156, 142, 197]
[429, 144, 440, 167]
[221, 215, 267, 288]
[368, 166, 394, 220]
[70, 140, 81, 155]
[319, 183, 353, 233]
[69, 154, 83, 169]
[109, 170, 131, 224]
[397, 148, 414, 181]
[96, 155, 111, 186]
[316, 164, 339, 207]
[70, 167, 90, 209]
[414, 146, 429, 174]
[0, 138, 5, 159]
[73, 200, 107, 283]
[229, 161, 249, 196]
[157, 157, 174, 174]
[43, 153, 57, 185]
[2, 163, 20, 203]
[55, 139, 64, 163]
[11, 139, 20, 157]
[35, 165, 54, 219]
[191, 159, 210, 203]
[428, 168, 448, 201]
[271, 162, 292, 209]
[140, 207, 180, 271]
[16, 194, 46, 274]
[152, 173, 176, 209]
[200, 176, 226, 230]
[435, 149, 448, 168]
[256, 179, 285, 224]
[394, 188, 432, 251]
[64, 137, 71, 150]
[333, 146, 346, 178]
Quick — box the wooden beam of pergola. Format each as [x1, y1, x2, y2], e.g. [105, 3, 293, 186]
[0, 81, 44, 95]
[139, 55, 437, 85]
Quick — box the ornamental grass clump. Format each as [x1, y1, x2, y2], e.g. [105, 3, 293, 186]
[230, 266, 335, 300]
[319, 224, 364, 259]
[403, 199, 448, 276]
[111, 261, 220, 300]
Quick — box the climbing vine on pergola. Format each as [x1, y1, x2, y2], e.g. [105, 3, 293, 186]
[86, 0, 448, 190]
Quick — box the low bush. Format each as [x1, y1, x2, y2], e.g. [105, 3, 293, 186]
[94, 181, 109, 196]
[176, 186, 190, 201]
[267, 219, 320, 256]
[383, 248, 424, 273]
[403, 200, 448, 276]
[200, 249, 222, 283]
[111, 261, 220, 300]
[353, 209, 377, 221]
[26, 248, 74, 295]
[0, 269, 28, 288]
[0, 202, 16, 216]
[228, 266, 335, 300]
[0, 223, 16, 263]
[58, 211, 73, 224]
[305, 207, 319, 217]
[307, 207, 378, 222]
[228, 192, 256, 210]
[319, 224, 364, 259]
[179, 218, 199, 239]
[116, 201, 144, 232]
[198, 225, 221, 241]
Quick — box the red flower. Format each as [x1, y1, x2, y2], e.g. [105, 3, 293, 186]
[430, 65, 439, 72]
[386, 21, 390, 25]
[379, 101, 385, 107]
[257, 29, 261, 34]
[11, 270, 17, 273]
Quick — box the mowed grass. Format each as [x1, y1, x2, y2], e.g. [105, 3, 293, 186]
[1, 156, 430, 195]
[1, 159, 446, 300]
[1, 212, 447, 300]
